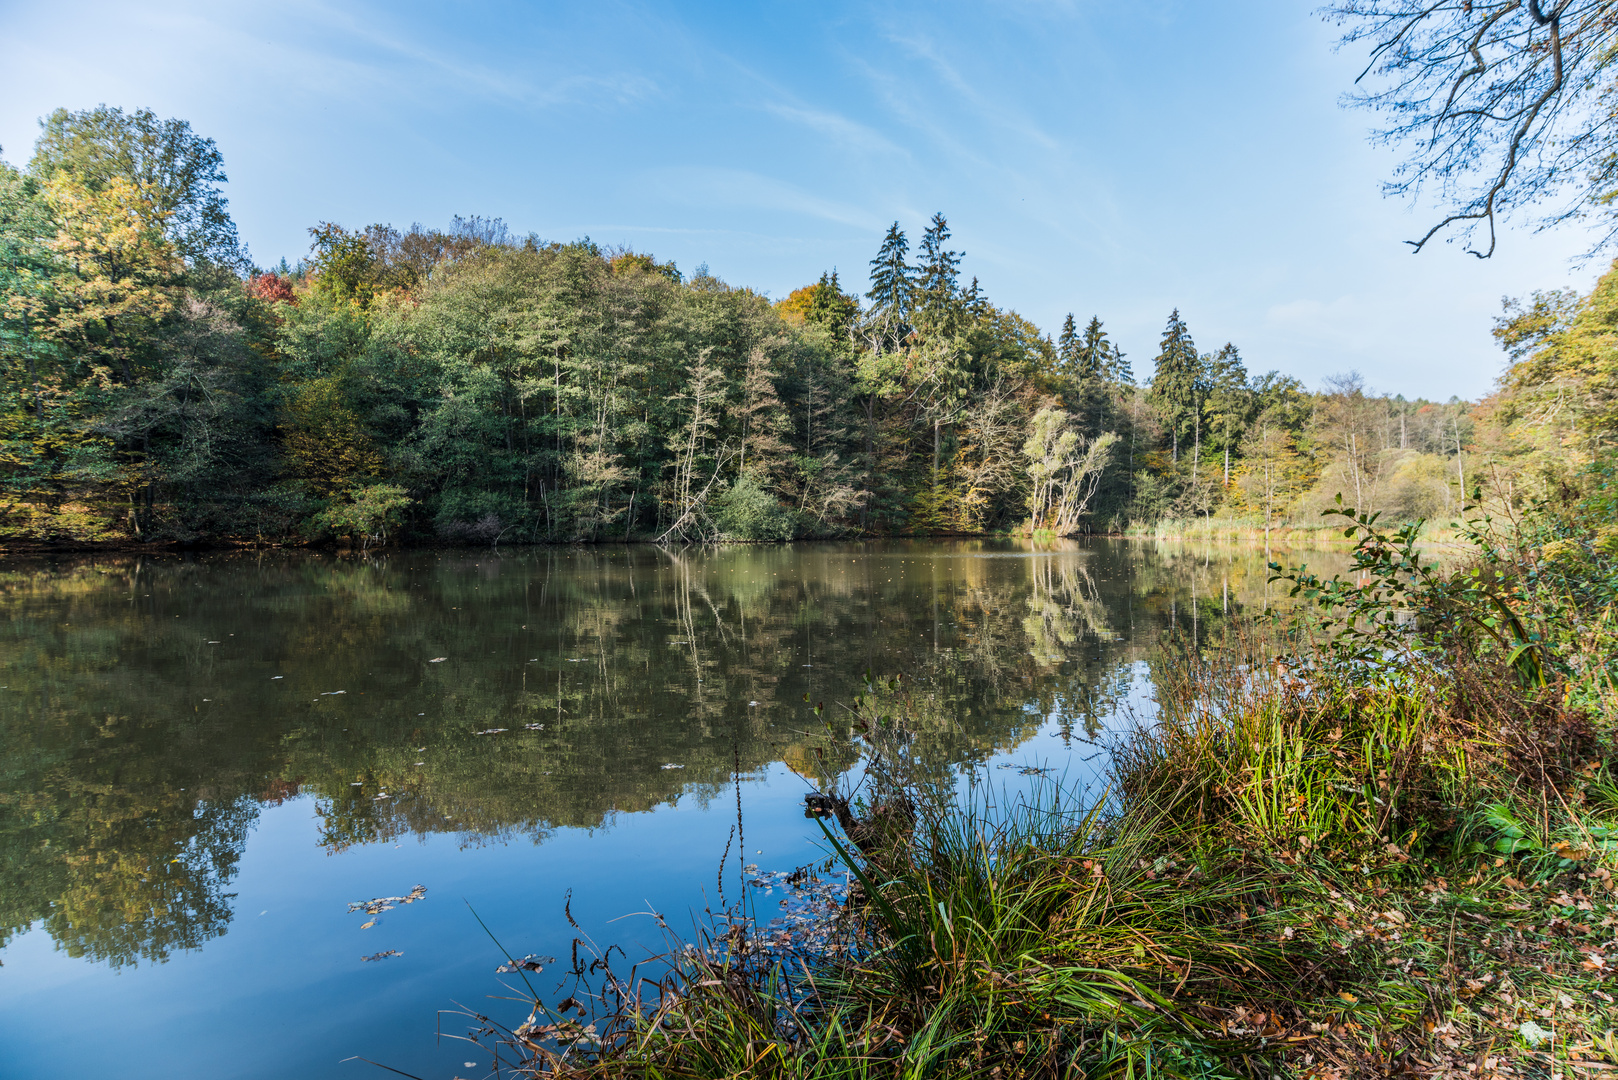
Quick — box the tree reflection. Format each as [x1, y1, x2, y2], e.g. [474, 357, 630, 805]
[0, 539, 1346, 967]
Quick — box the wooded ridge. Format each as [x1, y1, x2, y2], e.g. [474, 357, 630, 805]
[3, 106, 1610, 547]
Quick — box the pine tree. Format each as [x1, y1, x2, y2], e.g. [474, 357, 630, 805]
[1056, 313, 1079, 373]
[1148, 309, 1204, 463]
[1105, 344, 1134, 387]
[1204, 343, 1252, 488]
[1058, 315, 1110, 438]
[962, 275, 991, 320]
[1077, 316, 1109, 382]
[914, 212, 963, 334]
[864, 222, 912, 352]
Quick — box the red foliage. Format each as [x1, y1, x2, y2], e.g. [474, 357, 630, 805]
[248, 272, 296, 304]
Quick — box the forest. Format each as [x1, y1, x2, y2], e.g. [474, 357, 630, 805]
[2, 105, 1611, 548]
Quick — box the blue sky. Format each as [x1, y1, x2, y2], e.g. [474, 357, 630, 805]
[0, 0, 1602, 399]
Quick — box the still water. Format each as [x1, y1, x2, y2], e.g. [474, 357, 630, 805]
[0, 539, 1317, 1078]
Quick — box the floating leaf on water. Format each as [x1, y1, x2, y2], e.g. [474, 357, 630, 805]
[361, 950, 401, 962]
[495, 954, 553, 974]
[349, 884, 428, 916]
[360, 919, 377, 930]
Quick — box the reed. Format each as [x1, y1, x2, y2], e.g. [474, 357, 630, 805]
[452, 501, 1618, 1080]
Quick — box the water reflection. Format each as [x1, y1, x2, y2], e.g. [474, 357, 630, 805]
[0, 538, 1338, 970]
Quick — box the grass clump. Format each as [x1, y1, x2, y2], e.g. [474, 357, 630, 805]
[461, 481, 1617, 1080]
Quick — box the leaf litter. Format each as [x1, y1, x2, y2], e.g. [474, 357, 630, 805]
[348, 884, 427, 922]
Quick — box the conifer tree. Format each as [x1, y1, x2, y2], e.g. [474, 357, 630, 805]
[915, 214, 961, 306]
[805, 270, 859, 340]
[1204, 343, 1253, 488]
[1056, 313, 1079, 373]
[1105, 343, 1134, 386]
[1148, 309, 1204, 463]
[864, 222, 912, 352]
[1077, 316, 1109, 382]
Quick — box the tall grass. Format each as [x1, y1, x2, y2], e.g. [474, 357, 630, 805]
[1130, 515, 1472, 552]
[452, 506, 1618, 1080]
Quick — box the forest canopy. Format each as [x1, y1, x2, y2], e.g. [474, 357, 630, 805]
[0, 106, 1600, 547]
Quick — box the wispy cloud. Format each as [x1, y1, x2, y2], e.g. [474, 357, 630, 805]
[277, 0, 664, 113]
[759, 102, 907, 159]
[646, 166, 886, 232]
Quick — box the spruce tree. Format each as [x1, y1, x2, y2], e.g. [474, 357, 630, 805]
[1056, 313, 1079, 373]
[1105, 344, 1134, 387]
[866, 223, 911, 313]
[864, 222, 912, 351]
[806, 270, 859, 340]
[1148, 309, 1204, 463]
[1077, 316, 1109, 382]
[1204, 343, 1253, 487]
[914, 212, 962, 331]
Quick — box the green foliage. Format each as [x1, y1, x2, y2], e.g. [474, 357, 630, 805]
[710, 474, 797, 541]
[1148, 308, 1203, 460]
[310, 483, 412, 547]
[1270, 496, 1549, 687]
[6, 102, 1605, 549]
[30, 104, 241, 267]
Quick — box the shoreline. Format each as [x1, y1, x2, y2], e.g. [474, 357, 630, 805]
[0, 525, 1370, 556]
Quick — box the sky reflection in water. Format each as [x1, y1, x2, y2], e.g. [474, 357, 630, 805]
[0, 538, 1329, 1079]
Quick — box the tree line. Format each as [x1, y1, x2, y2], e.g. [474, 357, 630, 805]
[0, 105, 1581, 547]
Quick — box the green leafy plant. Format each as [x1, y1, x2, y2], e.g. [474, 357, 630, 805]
[1269, 495, 1548, 687]
[310, 483, 412, 550]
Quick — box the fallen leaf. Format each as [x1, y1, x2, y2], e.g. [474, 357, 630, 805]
[495, 954, 553, 974]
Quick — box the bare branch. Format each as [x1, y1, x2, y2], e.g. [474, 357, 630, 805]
[1327, 0, 1618, 256]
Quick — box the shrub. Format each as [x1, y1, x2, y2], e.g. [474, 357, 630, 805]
[711, 475, 797, 542]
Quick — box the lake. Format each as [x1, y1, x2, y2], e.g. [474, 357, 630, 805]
[0, 538, 1322, 1079]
